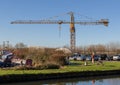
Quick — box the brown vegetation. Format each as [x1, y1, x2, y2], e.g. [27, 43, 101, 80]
[76, 43, 120, 55]
[1, 42, 120, 69]
[11, 47, 69, 69]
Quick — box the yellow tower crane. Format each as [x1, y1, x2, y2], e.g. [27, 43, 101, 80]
[11, 12, 109, 52]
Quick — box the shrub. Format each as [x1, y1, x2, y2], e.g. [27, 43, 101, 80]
[48, 51, 68, 66]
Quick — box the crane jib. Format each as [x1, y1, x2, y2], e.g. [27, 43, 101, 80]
[11, 20, 108, 26]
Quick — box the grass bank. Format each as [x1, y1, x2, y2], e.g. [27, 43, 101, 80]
[0, 61, 120, 83]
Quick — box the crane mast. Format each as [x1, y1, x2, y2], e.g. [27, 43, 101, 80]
[11, 12, 109, 52]
[69, 12, 76, 52]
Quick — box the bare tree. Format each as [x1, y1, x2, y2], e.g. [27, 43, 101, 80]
[15, 42, 27, 48]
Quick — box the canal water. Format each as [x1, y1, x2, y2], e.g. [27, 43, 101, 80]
[1, 75, 120, 85]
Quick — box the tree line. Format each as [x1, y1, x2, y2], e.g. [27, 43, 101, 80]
[0, 42, 120, 68]
[76, 42, 120, 55]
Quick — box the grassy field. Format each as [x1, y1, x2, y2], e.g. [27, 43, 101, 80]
[0, 61, 120, 76]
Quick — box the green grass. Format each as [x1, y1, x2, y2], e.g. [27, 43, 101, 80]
[0, 61, 120, 76]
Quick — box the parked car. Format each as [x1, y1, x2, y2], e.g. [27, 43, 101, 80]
[69, 53, 85, 61]
[98, 54, 109, 60]
[109, 55, 113, 60]
[69, 53, 80, 60]
[94, 55, 99, 61]
[77, 55, 86, 61]
[85, 55, 91, 61]
[0, 61, 4, 67]
[113, 55, 120, 61]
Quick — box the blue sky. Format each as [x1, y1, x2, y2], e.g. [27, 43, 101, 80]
[0, 0, 120, 47]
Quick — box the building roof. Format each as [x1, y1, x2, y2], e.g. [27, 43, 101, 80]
[56, 47, 72, 53]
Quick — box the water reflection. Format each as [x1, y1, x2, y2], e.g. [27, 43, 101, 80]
[92, 80, 95, 85]
[1, 75, 120, 85]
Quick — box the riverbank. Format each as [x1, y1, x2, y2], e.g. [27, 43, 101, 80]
[0, 61, 120, 83]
